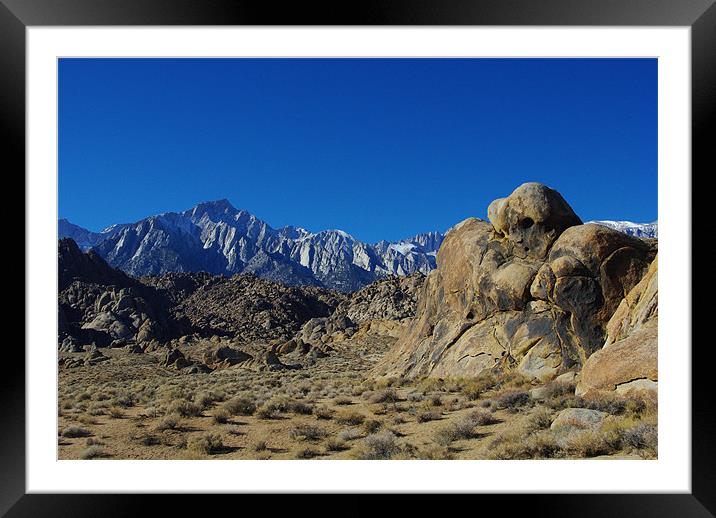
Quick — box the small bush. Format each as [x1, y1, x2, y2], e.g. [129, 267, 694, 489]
[194, 393, 215, 410]
[563, 430, 612, 457]
[433, 427, 458, 447]
[338, 428, 362, 442]
[358, 431, 400, 460]
[333, 396, 353, 406]
[223, 396, 256, 416]
[139, 435, 160, 446]
[314, 405, 334, 420]
[392, 414, 407, 425]
[111, 392, 135, 408]
[407, 391, 424, 402]
[188, 433, 224, 455]
[466, 409, 500, 426]
[252, 440, 268, 452]
[622, 423, 658, 456]
[325, 439, 348, 452]
[80, 446, 108, 459]
[335, 411, 365, 426]
[525, 407, 553, 431]
[295, 447, 320, 459]
[542, 380, 577, 401]
[460, 381, 485, 401]
[581, 395, 627, 416]
[369, 389, 399, 404]
[452, 415, 480, 440]
[108, 406, 124, 419]
[61, 426, 91, 438]
[290, 424, 328, 442]
[167, 399, 202, 418]
[77, 414, 97, 425]
[417, 410, 442, 423]
[488, 430, 562, 460]
[433, 415, 480, 446]
[155, 414, 180, 431]
[213, 409, 230, 424]
[419, 445, 453, 460]
[493, 390, 531, 411]
[289, 400, 315, 415]
[362, 419, 383, 434]
[256, 402, 282, 420]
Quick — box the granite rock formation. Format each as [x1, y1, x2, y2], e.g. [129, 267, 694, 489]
[375, 183, 657, 381]
[576, 255, 658, 396]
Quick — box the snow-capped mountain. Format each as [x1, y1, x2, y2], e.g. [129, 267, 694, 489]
[58, 219, 107, 251]
[60, 200, 445, 291]
[587, 220, 658, 239]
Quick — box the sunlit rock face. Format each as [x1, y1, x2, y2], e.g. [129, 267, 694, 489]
[488, 182, 582, 261]
[374, 183, 656, 382]
[576, 255, 658, 397]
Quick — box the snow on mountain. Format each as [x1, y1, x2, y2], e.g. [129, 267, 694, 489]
[58, 219, 106, 251]
[587, 220, 658, 239]
[59, 202, 657, 291]
[59, 200, 445, 291]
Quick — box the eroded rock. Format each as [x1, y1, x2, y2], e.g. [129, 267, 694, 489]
[575, 256, 658, 396]
[374, 183, 656, 381]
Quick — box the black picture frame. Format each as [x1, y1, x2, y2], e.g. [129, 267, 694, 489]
[3, 0, 712, 512]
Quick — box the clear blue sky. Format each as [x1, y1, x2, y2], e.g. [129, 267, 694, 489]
[59, 58, 657, 243]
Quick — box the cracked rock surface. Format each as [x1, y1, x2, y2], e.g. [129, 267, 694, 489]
[576, 255, 658, 396]
[374, 182, 657, 381]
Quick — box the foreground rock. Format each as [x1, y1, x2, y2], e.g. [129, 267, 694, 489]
[576, 256, 658, 396]
[375, 183, 656, 381]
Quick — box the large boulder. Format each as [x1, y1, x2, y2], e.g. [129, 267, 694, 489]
[576, 256, 658, 396]
[488, 182, 582, 260]
[374, 183, 656, 381]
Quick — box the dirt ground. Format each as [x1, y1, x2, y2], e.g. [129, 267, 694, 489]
[58, 334, 656, 460]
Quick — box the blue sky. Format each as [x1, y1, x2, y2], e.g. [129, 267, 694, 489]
[59, 58, 657, 243]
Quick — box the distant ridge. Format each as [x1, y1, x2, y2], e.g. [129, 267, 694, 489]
[60, 200, 444, 291]
[587, 220, 658, 239]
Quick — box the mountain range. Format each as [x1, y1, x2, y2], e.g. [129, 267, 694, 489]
[59, 200, 443, 291]
[587, 220, 658, 239]
[59, 199, 657, 291]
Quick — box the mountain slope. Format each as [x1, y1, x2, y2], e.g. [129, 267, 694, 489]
[60, 200, 444, 291]
[58, 219, 106, 251]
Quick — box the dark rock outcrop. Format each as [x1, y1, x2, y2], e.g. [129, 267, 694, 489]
[58, 239, 191, 347]
[59, 238, 345, 349]
[284, 273, 426, 353]
[164, 273, 344, 343]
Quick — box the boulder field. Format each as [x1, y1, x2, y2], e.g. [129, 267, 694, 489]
[374, 182, 657, 383]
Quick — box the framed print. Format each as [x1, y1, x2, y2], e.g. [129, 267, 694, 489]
[4, 0, 713, 512]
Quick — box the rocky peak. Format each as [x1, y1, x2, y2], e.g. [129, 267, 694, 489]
[58, 238, 135, 291]
[189, 198, 237, 217]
